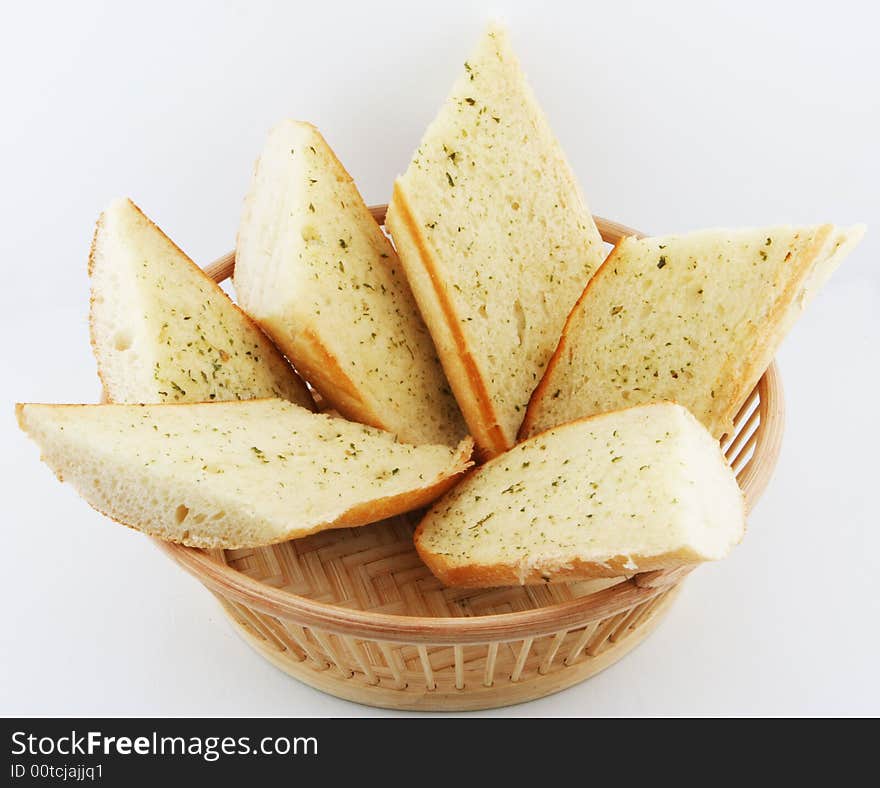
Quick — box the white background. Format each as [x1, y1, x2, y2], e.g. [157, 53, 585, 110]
[2, 0, 878, 716]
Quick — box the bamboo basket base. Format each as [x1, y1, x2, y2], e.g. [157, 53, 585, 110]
[217, 583, 680, 712]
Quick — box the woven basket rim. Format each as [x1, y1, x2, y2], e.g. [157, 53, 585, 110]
[158, 210, 786, 644]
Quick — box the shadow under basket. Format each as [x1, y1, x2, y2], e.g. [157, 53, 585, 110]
[159, 208, 785, 711]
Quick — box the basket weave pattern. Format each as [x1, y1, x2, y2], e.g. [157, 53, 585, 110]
[159, 211, 785, 710]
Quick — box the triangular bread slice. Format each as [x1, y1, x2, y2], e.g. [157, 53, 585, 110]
[234, 121, 466, 446]
[522, 224, 865, 441]
[415, 402, 744, 587]
[17, 400, 473, 549]
[89, 198, 313, 408]
[385, 25, 606, 459]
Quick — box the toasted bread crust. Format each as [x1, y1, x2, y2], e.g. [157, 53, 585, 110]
[414, 542, 703, 588]
[519, 239, 626, 440]
[386, 183, 508, 460]
[322, 436, 473, 535]
[707, 224, 832, 438]
[288, 326, 387, 432]
[89, 198, 314, 409]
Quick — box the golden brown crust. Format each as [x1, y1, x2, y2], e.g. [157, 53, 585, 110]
[325, 437, 473, 534]
[386, 183, 508, 460]
[187, 435, 472, 549]
[89, 198, 314, 409]
[519, 239, 626, 440]
[707, 224, 833, 438]
[287, 326, 388, 433]
[16, 402, 475, 551]
[414, 539, 704, 588]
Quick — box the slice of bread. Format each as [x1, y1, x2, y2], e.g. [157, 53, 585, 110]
[234, 121, 466, 446]
[385, 25, 606, 459]
[522, 224, 865, 441]
[17, 399, 473, 550]
[415, 402, 744, 587]
[90, 198, 313, 408]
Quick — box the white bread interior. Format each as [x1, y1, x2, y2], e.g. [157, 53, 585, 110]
[416, 402, 744, 587]
[18, 400, 473, 549]
[89, 198, 313, 408]
[234, 121, 466, 446]
[522, 224, 865, 440]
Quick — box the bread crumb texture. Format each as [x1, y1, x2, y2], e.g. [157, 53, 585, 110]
[389, 25, 605, 452]
[17, 400, 473, 549]
[524, 224, 864, 439]
[90, 198, 312, 408]
[235, 121, 465, 446]
[416, 403, 744, 586]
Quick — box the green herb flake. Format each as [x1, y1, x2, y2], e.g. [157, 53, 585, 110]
[469, 512, 494, 529]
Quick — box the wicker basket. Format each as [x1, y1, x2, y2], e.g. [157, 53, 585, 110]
[159, 208, 785, 711]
